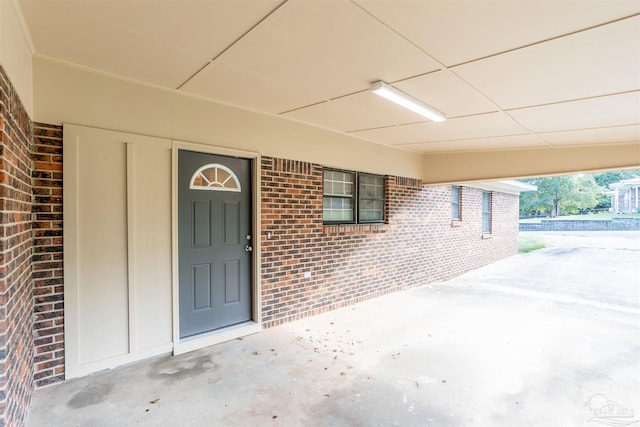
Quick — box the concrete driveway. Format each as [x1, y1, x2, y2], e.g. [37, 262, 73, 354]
[27, 231, 640, 426]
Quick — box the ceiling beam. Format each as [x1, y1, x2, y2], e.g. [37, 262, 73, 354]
[423, 143, 640, 184]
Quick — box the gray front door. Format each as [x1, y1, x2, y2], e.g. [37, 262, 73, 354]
[178, 150, 252, 338]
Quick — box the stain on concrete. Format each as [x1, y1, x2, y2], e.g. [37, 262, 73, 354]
[542, 247, 581, 257]
[67, 383, 113, 409]
[307, 376, 453, 427]
[150, 354, 219, 383]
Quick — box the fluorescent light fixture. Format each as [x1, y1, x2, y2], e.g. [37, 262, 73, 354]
[370, 80, 446, 122]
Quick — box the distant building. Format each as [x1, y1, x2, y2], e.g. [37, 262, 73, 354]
[608, 178, 640, 213]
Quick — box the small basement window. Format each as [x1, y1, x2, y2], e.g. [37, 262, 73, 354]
[323, 169, 385, 224]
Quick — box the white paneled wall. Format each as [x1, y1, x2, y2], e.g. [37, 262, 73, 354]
[64, 125, 172, 378]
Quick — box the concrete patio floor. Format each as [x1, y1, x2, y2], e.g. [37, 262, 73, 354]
[27, 231, 640, 426]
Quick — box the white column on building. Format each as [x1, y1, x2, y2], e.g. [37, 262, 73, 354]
[624, 190, 630, 212]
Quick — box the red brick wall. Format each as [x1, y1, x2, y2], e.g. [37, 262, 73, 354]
[14, 142, 518, 398]
[0, 65, 34, 427]
[31, 124, 64, 387]
[260, 157, 519, 327]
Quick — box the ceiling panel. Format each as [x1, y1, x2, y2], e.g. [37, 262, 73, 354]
[283, 100, 405, 133]
[394, 71, 497, 118]
[51, 0, 282, 58]
[16, 0, 640, 155]
[541, 125, 640, 146]
[509, 92, 640, 133]
[350, 112, 527, 145]
[282, 91, 430, 131]
[20, 0, 208, 87]
[180, 62, 320, 114]
[333, 91, 431, 128]
[453, 16, 640, 109]
[399, 134, 549, 153]
[215, 0, 439, 102]
[356, 0, 640, 67]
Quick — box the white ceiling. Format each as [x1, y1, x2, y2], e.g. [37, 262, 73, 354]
[18, 0, 640, 154]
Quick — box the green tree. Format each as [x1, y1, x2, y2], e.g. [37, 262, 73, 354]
[561, 175, 601, 214]
[592, 170, 640, 188]
[519, 183, 545, 216]
[519, 178, 552, 216]
[520, 175, 603, 217]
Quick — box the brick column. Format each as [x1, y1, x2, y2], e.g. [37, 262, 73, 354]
[0, 64, 35, 427]
[31, 124, 64, 387]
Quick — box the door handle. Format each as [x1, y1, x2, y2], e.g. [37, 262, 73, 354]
[245, 245, 253, 252]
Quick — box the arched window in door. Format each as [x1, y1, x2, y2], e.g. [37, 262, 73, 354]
[189, 164, 241, 192]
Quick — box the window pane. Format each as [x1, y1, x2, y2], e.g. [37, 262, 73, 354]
[482, 192, 491, 232]
[451, 186, 461, 220]
[359, 199, 383, 221]
[190, 164, 241, 192]
[324, 170, 355, 196]
[360, 175, 384, 198]
[323, 196, 354, 222]
[363, 182, 383, 198]
[345, 181, 353, 194]
[482, 191, 491, 212]
[358, 174, 385, 222]
[452, 202, 460, 220]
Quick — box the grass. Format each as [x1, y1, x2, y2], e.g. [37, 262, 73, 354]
[518, 234, 551, 253]
[520, 213, 640, 223]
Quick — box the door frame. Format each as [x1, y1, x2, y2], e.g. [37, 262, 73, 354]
[172, 141, 262, 355]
